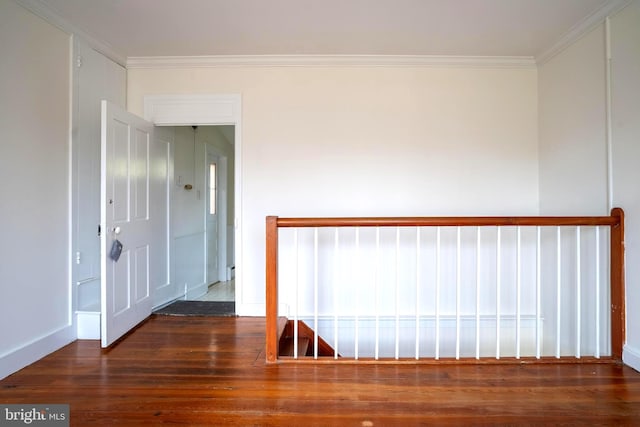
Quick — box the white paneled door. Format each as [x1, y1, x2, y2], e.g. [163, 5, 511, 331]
[100, 101, 169, 347]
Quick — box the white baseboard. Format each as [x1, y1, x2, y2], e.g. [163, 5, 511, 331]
[0, 324, 76, 380]
[235, 303, 293, 317]
[623, 344, 640, 372]
[236, 303, 265, 317]
[76, 311, 100, 340]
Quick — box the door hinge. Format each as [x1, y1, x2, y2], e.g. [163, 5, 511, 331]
[76, 55, 83, 68]
[76, 251, 81, 264]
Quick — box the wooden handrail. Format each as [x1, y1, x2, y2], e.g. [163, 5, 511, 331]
[266, 209, 625, 363]
[276, 216, 619, 228]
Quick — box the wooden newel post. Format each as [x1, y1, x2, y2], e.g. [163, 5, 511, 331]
[265, 216, 279, 363]
[610, 207, 625, 361]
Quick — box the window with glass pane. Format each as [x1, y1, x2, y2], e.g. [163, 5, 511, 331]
[209, 163, 216, 215]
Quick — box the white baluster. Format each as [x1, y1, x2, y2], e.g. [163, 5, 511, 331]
[476, 227, 481, 360]
[294, 229, 299, 359]
[496, 227, 501, 360]
[334, 228, 339, 359]
[556, 227, 562, 359]
[416, 227, 421, 360]
[595, 226, 600, 359]
[516, 226, 521, 359]
[456, 227, 461, 360]
[355, 227, 360, 360]
[435, 227, 441, 360]
[375, 227, 380, 360]
[395, 227, 400, 360]
[314, 228, 318, 359]
[576, 226, 581, 359]
[536, 226, 541, 359]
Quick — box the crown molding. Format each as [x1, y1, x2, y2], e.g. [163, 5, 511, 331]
[12, 0, 127, 66]
[127, 55, 536, 70]
[535, 0, 632, 65]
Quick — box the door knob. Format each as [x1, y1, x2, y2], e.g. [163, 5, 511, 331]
[114, 226, 121, 235]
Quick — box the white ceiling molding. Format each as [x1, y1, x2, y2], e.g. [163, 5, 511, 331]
[127, 55, 536, 70]
[535, 0, 632, 64]
[13, 0, 126, 66]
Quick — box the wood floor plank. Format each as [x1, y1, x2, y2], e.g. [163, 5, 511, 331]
[1, 315, 639, 426]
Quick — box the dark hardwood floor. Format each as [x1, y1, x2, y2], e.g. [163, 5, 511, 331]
[1, 316, 640, 426]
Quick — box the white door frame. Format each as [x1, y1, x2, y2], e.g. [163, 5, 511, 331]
[143, 94, 242, 310]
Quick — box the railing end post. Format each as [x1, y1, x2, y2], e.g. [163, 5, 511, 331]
[266, 216, 279, 363]
[610, 207, 625, 360]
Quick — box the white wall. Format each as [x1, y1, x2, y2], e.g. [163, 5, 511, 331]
[538, 24, 608, 216]
[0, 0, 74, 379]
[610, 0, 640, 370]
[128, 66, 539, 315]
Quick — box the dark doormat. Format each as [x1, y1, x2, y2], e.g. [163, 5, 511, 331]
[154, 301, 236, 317]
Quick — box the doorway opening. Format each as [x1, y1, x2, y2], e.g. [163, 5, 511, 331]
[168, 125, 235, 305]
[143, 93, 243, 319]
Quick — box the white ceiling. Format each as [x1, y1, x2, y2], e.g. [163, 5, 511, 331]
[39, 0, 622, 59]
